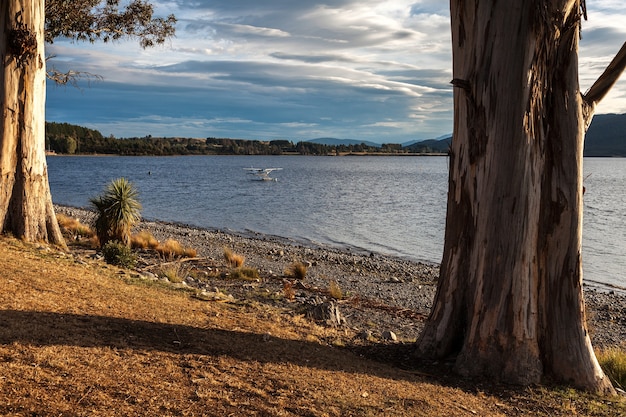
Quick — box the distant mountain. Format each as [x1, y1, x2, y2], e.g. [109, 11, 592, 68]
[402, 134, 452, 148]
[399, 113, 626, 156]
[585, 113, 626, 157]
[404, 136, 452, 153]
[306, 138, 381, 148]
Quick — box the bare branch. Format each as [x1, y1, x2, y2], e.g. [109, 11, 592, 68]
[46, 67, 103, 88]
[582, 41, 626, 127]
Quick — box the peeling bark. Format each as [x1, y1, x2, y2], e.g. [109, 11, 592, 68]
[416, 0, 622, 394]
[1, 1, 64, 246]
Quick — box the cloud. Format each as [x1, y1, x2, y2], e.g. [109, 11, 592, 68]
[45, 0, 626, 142]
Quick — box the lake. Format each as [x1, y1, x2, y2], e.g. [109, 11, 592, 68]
[47, 155, 625, 292]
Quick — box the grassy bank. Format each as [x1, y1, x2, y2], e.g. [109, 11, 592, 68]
[0, 237, 624, 416]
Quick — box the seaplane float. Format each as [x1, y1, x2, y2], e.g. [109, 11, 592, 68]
[244, 167, 283, 182]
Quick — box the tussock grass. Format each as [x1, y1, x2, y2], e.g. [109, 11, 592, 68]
[159, 262, 191, 283]
[285, 261, 307, 280]
[156, 239, 197, 259]
[229, 266, 259, 281]
[131, 230, 160, 249]
[56, 213, 94, 238]
[597, 347, 626, 389]
[223, 247, 245, 267]
[328, 280, 343, 300]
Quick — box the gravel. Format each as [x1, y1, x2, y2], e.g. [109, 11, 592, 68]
[56, 205, 626, 348]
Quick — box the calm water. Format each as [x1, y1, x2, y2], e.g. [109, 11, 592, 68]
[47, 155, 625, 291]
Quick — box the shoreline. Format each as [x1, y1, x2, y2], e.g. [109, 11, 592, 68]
[55, 204, 626, 348]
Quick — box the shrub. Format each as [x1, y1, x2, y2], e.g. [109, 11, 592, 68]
[131, 230, 160, 249]
[597, 348, 626, 389]
[90, 178, 142, 247]
[223, 247, 245, 267]
[102, 240, 137, 268]
[285, 262, 307, 280]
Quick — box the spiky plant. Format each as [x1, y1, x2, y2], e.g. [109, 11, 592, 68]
[90, 178, 142, 247]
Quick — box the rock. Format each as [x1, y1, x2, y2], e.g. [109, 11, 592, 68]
[306, 301, 346, 327]
[382, 330, 397, 341]
[358, 330, 373, 340]
[141, 271, 157, 280]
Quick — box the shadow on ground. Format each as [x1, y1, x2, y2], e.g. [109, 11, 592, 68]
[0, 309, 434, 382]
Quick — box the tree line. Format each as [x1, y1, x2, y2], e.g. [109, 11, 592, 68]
[45, 122, 446, 156]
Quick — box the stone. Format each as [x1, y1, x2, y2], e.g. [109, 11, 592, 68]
[358, 330, 373, 340]
[382, 330, 397, 341]
[306, 301, 346, 327]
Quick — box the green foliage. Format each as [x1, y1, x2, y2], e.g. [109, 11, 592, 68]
[102, 240, 137, 268]
[90, 178, 142, 247]
[45, 121, 456, 156]
[46, 122, 104, 154]
[45, 0, 176, 48]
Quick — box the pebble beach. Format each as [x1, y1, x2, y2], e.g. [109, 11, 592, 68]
[56, 205, 626, 349]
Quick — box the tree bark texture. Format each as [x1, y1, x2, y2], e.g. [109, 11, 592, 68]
[416, 0, 615, 393]
[0, 0, 64, 245]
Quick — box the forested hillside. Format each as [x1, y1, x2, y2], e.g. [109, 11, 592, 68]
[585, 113, 626, 156]
[44, 122, 428, 156]
[46, 114, 626, 156]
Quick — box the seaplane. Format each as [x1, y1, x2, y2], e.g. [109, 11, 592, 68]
[244, 167, 283, 182]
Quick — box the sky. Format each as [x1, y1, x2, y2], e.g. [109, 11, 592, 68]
[45, 1, 626, 144]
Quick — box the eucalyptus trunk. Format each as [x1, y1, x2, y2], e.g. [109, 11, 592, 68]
[1, 0, 64, 246]
[416, 0, 625, 393]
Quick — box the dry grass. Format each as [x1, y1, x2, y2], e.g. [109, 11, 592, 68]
[0, 237, 624, 416]
[328, 280, 343, 300]
[158, 262, 192, 283]
[286, 261, 307, 280]
[228, 266, 259, 281]
[283, 279, 296, 301]
[156, 238, 197, 259]
[131, 230, 160, 249]
[56, 213, 95, 238]
[223, 246, 245, 267]
[597, 347, 626, 390]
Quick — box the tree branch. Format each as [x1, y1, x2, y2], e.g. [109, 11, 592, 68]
[582, 41, 626, 127]
[46, 67, 103, 88]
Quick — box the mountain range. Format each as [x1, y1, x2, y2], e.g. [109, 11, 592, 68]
[306, 113, 626, 156]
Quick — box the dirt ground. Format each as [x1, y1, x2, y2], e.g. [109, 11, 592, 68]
[0, 236, 624, 416]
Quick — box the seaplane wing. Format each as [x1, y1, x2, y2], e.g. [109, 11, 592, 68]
[244, 168, 282, 173]
[244, 167, 283, 181]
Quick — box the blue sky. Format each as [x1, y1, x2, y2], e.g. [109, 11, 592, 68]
[45, 0, 626, 143]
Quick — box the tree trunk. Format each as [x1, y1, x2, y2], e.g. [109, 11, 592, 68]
[0, 0, 64, 246]
[416, 0, 618, 394]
